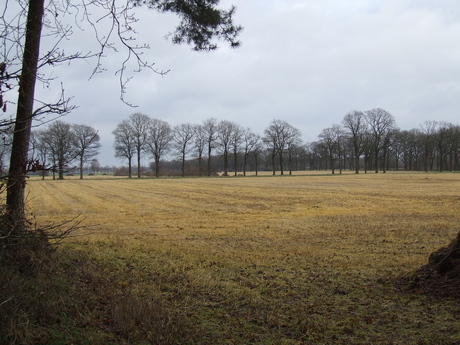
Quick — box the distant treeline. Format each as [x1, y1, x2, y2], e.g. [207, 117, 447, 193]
[112, 109, 460, 177]
[10, 108, 460, 179]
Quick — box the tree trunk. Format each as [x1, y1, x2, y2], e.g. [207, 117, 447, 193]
[6, 0, 45, 233]
[181, 152, 186, 177]
[52, 158, 56, 180]
[279, 151, 284, 175]
[354, 146, 360, 174]
[243, 154, 248, 176]
[155, 156, 160, 178]
[198, 153, 202, 177]
[364, 154, 368, 174]
[137, 149, 141, 178]
[58, 158, 64, 180]
[374, 147, 379, 173]
[223, 150, 228, 176]
[233, 150, 238, 176]
[330, 153, 335, 175]
[79, 156, 84, 179]
[207, 144, 212, 176]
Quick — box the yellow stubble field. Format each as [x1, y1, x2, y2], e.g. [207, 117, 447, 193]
[23, 172, 460, 344]
[27, 172, 459, 268]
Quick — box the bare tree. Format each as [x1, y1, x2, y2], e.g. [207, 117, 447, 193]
[365, 108, 396, 173]
[173, 123, 196, 177]
[342, 110, 367, 173]
[32, 130, 51, 179]
[420, 120, 438, 172]
[307, 141, 326, 170]
[72, 124, 101, 179]
[319, 126, 341, 174]
[381, 128, 397, 173]
[230, 123, 244, 176]
[113, 120, 136, 178]
[193, 124, 206, 177]
[447, 124, 460, 171]
[263, 121, 279, 175]
[146, 118, 172, 178]
[217, 120, 234, 176]
[394, 129, 421, 171]
[435, 122, 452, 172]
[284, 125, 302, 175]
[40, 121, 76, 180]
[252, 141, 264, 176]
[264, 119, 301, 175]
[90, 159, 101, 173]
[126, 113, 150, 178]
[203, 118, 218, 176]
[242, 129, 260, 176]
[362, 131, 374, 173]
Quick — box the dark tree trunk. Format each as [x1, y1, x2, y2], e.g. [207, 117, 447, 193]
[58, 158, 65, 180]
[374, 146, 379, 173]
[6, 0, 45, 233]
[79, 156, 84, 179]
[330, 153, 335, 175]
[207, 144, 212, 177]
[354, 145, 360, 174]
[198, 153, 202, 177]
[243, 153, 248, 176]
[181, 152, 186, 177]
[137, 149, 141, 178]
[364, 154, 368, 174]
[223, 150, 228, 176]
[279, 151, 284, 175]
[155, 156, 160, 178]
[233, 149, 238, 176]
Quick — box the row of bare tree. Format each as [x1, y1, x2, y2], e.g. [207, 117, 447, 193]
[1, 109, 453, 179]
[112, 109, 460, 176]
[10, 121, 102, 180]
[113, 113, 265, 178]
[315, 109, 460, 174]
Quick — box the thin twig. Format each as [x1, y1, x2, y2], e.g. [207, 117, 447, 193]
[0, 297, 13, 308]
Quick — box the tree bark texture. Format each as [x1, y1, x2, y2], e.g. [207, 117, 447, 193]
[6, 0, 45, 233]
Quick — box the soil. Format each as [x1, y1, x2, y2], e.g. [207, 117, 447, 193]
[397, 232, 460, 300]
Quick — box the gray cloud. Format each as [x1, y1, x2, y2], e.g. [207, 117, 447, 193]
[31, 0, 460, 166]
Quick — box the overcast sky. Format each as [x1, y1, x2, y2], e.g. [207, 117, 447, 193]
[34, 0, 460, 166]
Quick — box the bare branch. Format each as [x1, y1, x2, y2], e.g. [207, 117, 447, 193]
[32, 84, 76, 122]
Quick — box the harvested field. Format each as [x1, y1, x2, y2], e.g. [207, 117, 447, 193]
[21, 172, 460, 344]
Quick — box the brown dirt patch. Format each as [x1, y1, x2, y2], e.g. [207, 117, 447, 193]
[397, 231, 460, 300]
